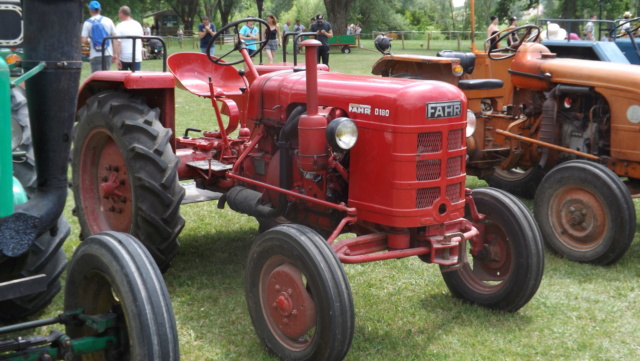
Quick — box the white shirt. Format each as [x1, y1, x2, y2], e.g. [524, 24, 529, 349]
[115, 19, 144, 62]
[81, 15, 116, 59]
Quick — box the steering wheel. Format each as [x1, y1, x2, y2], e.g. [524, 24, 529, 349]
[610, 17, 640, 38]
[205, 17, 269, 65]
[610, 17, 640, 60]
[486, 25, 541, 60]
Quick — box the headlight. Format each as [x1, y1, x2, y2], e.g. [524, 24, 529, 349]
[452, 64, 464, 77]
[5, 53, 21, 65]
[466, 109, 477, 138]
[326, 117, 358, 151]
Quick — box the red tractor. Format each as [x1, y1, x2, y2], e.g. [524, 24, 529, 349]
[73, 18, 544, 360]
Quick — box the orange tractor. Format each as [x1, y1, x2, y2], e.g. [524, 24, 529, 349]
[373, 23, 639, 266]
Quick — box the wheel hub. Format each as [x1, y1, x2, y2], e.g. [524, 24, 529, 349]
[265, 263, 316, 339]
[551, 188, 606, 249]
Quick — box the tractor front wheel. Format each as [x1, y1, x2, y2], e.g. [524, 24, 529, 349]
[484, 166, 545, 199]
[440, 187, 544, 312]
[72, 91, 185, 271]
[64, 232, 179, 360]
[533, 160, 635, 265]
[245, 224, 354, 361]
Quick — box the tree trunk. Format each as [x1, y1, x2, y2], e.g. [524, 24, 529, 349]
[323, 0, 352, 36]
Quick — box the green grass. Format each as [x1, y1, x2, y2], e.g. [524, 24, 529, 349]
[5, 38, 640, 360]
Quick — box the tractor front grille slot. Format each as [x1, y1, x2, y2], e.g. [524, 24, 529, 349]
[416, 187, 440, 209]
[446, 183, 462, 203]
[417, 132, 442, 154]
[447, 129, 463, 150]
[446, 156, 462, 178]
[416, 159, 441, 181]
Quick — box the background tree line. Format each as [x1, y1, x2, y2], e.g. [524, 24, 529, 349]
[87, 0, 640, 37]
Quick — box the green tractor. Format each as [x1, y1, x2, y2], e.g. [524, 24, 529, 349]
[0, 1, 179, 359]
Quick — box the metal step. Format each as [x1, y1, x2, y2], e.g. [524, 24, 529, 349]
[186, 159, 233, 172]
[181, 182, 222, 204]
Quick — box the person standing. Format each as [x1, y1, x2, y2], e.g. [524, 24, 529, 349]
[506, 16, 519, 47]
[310, 13, 333, 66]
[293, 19, 306, 54]
[621, 11, 633, 35]
[239, 17, 260, 56]
[487, 15, 500, 51]
[355, 24, 362, 47]
[144, 23, 151, 36]
[583, 14, 597, 40]
[264, 14, 281, 64]
[81, 1, 117, 73]
[283, 20, 291, 53]
[198, 16, 216, 56]
[114, 6, 144, 71]
[177, 27, 184, 48]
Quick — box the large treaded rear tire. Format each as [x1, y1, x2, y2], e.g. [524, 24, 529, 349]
[0, 86, 69, 321]
[72, 91, 184, 271]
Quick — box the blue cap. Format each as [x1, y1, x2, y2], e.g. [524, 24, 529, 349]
[88, 1, 101, 11]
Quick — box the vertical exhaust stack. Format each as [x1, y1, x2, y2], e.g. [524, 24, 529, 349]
[16, 0, 83, 234]
[297, 39, 328, 172]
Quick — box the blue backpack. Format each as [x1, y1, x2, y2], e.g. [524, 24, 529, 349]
[88, 16, 110, 51]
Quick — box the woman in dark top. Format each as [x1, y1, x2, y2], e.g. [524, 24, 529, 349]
[264, 14, 281, 64]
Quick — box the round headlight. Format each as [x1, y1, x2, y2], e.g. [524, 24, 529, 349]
[466, 109, 477, 138]
[326, 117, 358, 151]
[452, 64, 464, 77]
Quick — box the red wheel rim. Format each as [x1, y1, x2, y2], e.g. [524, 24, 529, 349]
[259, 256, 317, 351]
[79, 128, 132, 234]
[548, 185, 607, 251]
[459, 222, 512, 293]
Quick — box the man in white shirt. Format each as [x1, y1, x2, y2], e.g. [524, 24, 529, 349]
[80, 1, 117, 73]
[115, 6, 144, 71]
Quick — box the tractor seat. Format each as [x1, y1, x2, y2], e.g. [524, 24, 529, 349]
[167, 52, 245, 97]
[437, 50, 476, 74]
[458, 79, 504, 90]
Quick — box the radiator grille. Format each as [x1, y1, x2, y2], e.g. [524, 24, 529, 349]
[416, 187, 440, 209]
[416, 159, 441, 181]
[446, 183, 462, 203]
[417, 132, 442, 154]
[447, 129, 463, 150]
[446, 156, 462, 178]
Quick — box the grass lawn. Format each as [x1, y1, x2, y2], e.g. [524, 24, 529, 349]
[7, 38, 640, 360]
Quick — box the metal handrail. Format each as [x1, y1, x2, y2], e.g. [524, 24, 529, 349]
[100, 35, 167, 72]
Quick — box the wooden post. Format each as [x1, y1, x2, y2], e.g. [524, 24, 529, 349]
[401, 32, 405, 49]
[427, 33, 431, 50]
[457, 33, 461, 51]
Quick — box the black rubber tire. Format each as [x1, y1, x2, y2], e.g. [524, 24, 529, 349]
[485, 166, 545, 199]
[10, 86, 36, 194]
[64, 232, 179, 361]
[341, 46, 351, 54]
[0, 87, 69, 321]
[441, 187, 544, 312]
[533, 160, 635, 265]
[0, 218, 69, 321]
[245, 224, 354, 361]
[72, 91, 184, 271]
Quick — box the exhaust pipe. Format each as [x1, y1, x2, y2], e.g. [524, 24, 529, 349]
[14, 0, 82, 238]
[225, 186, 278, 218]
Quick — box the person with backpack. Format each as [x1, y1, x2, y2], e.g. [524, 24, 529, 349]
[81, 1, 117, 73]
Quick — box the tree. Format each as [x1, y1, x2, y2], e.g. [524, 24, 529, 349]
[165, 0, 200, 33]
[323, 0, 353, 35]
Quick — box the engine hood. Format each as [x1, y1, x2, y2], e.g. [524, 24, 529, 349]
[247, 70, 467, 126]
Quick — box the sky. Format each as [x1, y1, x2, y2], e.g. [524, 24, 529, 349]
[453, 0, 465, 7]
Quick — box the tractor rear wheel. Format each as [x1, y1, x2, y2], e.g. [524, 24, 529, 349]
[533, 160, 635, 265]
[0, 86, 69, 321]
[245, 224, 354, 361]
[440, 187, 544, 312]
[485, 166, 545, 199]
[72, 91, 184, 271]
[64, 232, 179, 361]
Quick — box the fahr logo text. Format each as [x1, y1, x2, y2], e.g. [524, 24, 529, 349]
[426, 101, 461, 119]
[349, 103, 371, 115]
